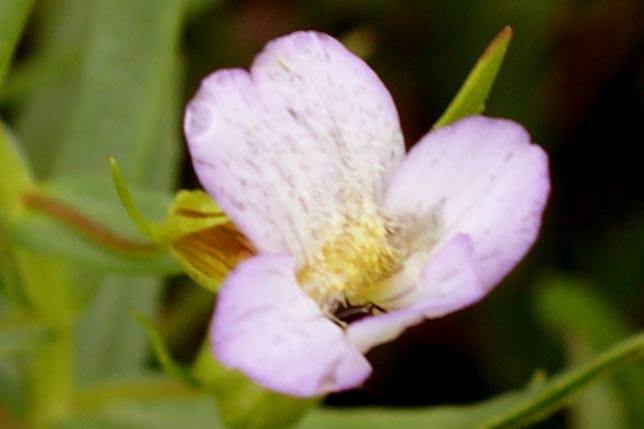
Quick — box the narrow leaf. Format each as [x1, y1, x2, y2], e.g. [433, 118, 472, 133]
[53, 0, 185, 180]
[59, 378, 222, 429]
[110, 158, 159, 242]
[131, 312, 198, 387]
[0, 122, 33, 211]
[299, 332, 644, 429]
[534, 276, 644, 428]
[0, 322, 52, 358]
[0, 0, 35, 84]
[61, 0, 186, 384]
[433, 26, 512, 128]
[10, 0, 93, 177]
[479, 331, 644, 428]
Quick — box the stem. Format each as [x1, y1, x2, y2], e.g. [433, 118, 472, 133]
[22, 191, 157, 254]
[13, 248, 75, 428]
[28, 331, 73, 428]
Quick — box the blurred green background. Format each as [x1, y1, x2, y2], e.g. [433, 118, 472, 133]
[1, 0, 643, 428]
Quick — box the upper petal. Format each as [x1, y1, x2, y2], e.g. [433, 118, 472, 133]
[210, 254, 371, 397]
[385, 115, 550, 289]
[184, 31, 404, 260]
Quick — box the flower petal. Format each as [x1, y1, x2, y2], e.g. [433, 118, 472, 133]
[184, 31, 404, 261]
[346, 234, 484, 353]
[385, 115, 549, 288]
[211, 254, 371, 397]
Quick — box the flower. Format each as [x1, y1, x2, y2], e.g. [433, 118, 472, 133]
[183, 31, 550, 397]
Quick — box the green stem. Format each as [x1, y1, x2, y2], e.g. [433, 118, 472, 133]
[14, 248, 75, 427]
[28, 330, 73, 427]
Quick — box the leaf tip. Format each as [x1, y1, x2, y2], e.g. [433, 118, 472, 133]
[483, 26, 513, 59]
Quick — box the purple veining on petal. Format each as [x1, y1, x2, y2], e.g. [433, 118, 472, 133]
[184, 31, 405, 261]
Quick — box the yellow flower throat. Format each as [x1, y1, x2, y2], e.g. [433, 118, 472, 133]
[296, 214, 402, 313]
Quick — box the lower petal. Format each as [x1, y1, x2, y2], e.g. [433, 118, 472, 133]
[211, 254, 371, 397]
[346, 235, 484, 353]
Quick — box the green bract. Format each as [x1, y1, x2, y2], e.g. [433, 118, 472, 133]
[434, 26, 512, 129]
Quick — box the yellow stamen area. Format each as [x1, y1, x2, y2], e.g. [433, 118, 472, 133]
[296, 213, 402, 313]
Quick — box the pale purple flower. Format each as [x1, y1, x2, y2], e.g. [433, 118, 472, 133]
[183, 31, 550, 397]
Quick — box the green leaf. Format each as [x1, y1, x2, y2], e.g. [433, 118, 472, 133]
[0, 322, 52, 358]
[299, 332, 644, 429]
[534, 275, 644, 428]
[53, 0, 185, 181]
[157, 284, 214, 352]
[54, 395, 221, 429]
[433, 26, 512, 129]
[8, 247, 76, 423]
[565, 340, 628, 429]
[534, 276, 633, 347]
[54, 0, 187, 386]
[131, 312, 198, 387]
[0, 122, 33, 213]
[0, 0, 35, 84]
[54, 378, 222, 429]
[0, 47, 80, 104]
[109, 159, 158, 242]
[0, 126, 30, 301]
[10, 0, 93, 178]
[74, 275, 167, 387]
[0, 358, 27, 418]
[9, 213, 178, 276]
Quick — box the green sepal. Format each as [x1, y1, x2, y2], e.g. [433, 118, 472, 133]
[192, 343, 318, 429]
[433, 26, 512, 129]
[112, 158, 226, 245]
[160, 190, 252, 292]
[152, 189, 228, 241]
[112, 159, 248, 292]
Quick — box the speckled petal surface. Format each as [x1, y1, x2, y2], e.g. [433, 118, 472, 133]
[184, 31, 404, 261]
[210, 254, 372, 397]
[385, 115, 550, 289]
